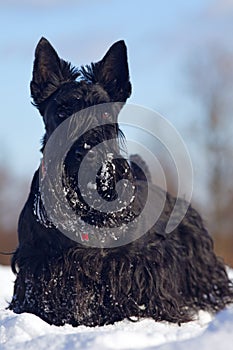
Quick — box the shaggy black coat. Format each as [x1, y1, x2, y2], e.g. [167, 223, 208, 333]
[9, 38, 233, 327]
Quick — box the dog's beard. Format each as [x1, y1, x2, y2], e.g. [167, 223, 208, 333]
[58, 150, 148, 245]
[63, 156, 136, 221]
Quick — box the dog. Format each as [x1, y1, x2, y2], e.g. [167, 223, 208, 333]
[9, 37, 233, 327]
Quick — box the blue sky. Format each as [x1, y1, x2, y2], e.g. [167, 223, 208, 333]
[0, 0, 233, 183]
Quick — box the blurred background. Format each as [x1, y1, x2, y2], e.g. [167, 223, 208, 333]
[0, 0, 233, 266]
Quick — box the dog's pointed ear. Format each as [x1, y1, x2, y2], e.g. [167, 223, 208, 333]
[95, 40, 132, 102]
[30, 37, 79, 113]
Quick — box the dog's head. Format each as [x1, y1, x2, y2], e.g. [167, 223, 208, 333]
[30, 37, 131, 145]
[31, 38, 139, 236]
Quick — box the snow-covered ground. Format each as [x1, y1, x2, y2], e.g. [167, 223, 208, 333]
[0, 265, 232, 350]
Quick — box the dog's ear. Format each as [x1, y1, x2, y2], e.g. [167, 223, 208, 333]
[94, 41, 132, 102]
[30, 37, 79, 113]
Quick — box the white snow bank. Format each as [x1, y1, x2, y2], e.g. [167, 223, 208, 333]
[0, 265, 232, 350]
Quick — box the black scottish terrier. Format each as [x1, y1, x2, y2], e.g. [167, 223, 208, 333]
[9, 37, 233, 326]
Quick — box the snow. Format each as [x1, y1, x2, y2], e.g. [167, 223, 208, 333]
[0, 265, 233, 350]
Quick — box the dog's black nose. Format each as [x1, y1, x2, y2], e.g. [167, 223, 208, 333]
[75, 147, 97, 162]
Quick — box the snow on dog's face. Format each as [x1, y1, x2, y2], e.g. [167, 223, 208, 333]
[62, 109, 133, 218]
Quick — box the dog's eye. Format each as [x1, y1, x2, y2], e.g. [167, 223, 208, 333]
[86, 149, 97, 161]
[57, 111, 67, 118]
[102, 112, 111, 119]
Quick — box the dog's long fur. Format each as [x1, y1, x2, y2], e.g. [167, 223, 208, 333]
[9, 38, 233, 326]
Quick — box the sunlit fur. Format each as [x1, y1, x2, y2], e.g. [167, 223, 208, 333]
[9, 38, 233, 326]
